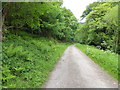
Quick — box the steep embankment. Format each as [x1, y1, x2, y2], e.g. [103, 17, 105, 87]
[2, 31, 68, 88]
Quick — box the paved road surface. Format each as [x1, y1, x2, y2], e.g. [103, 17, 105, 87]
[43, 45, 118, 88]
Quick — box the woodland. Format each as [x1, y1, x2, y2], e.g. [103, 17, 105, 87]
[1, 2, 120, 88]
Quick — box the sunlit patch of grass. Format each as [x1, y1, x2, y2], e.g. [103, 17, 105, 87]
[76, 44, 118, 81]
[2, 31, 69, 88]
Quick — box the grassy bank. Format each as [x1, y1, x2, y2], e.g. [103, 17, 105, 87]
[2, 31, 69, 88]
[76, 44, 118, 81]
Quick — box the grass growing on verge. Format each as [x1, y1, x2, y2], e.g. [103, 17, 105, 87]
[76, 44, 118, 81]
[2, 31, 69, 88]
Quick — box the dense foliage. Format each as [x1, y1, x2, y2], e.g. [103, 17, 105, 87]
[2, 31, 68, 88]
[2, 2, 78, 42]
[2, 2, 119, 54]
[75, 2, 119, 54]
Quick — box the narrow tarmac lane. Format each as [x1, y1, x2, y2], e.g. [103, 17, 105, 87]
[43, 45, 118, 88]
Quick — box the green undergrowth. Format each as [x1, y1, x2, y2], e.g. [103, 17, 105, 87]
[2, 31, 69, 88]
[76, 44, 119, 81]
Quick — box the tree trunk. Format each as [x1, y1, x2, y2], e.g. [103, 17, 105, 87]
[2, 2, 12, 31]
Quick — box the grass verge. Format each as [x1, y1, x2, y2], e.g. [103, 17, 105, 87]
[2, 31, 69, 88]
[76, 44, 118, 81]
